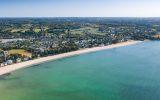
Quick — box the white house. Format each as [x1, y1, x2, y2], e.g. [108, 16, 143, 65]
[7, 60, 13, 65]
[16, 58, 22, 63]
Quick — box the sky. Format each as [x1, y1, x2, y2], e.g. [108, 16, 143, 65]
[0, 0, 160, 17]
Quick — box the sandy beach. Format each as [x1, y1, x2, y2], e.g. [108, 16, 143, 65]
[0, 40, 142, 76]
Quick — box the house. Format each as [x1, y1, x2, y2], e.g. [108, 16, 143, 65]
[7, 60, 13, 65]
[23, 57, 30, 61]
[0, 63, 4, 67]
[3, 62, 8, 66]
[16, 58, 22, 63]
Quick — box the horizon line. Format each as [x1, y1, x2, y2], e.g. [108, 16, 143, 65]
[0, 16, 160, 18]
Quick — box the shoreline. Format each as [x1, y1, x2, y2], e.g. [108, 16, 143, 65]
[0, 40, 142, 76]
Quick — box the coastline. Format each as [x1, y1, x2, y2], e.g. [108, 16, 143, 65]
[0, 40, 142, 76]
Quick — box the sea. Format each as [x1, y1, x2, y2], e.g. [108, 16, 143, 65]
[0, 41, 160, 100]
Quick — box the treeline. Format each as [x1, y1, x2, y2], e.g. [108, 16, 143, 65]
[28, 42, 79, 58]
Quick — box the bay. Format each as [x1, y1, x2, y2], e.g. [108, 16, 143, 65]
[0, 41, 160, 100]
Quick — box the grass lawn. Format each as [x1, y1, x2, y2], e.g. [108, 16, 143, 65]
[11, 29, 30, 33]
[33, 28, 41, 33]
[8, 49, 32, 57]
[71, 27, 107, 35]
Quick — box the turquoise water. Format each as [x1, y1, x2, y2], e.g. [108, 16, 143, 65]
[1, 41, 160, 100]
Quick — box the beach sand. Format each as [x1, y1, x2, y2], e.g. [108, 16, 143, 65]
[0, 40, 142, 76]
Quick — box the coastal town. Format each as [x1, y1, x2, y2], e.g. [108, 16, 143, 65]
[1, 0, 160, 99]
[0, 18, 160, 67]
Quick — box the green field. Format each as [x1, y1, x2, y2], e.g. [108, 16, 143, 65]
[71, 27, 107, 35]
[8, 49, 32, 57]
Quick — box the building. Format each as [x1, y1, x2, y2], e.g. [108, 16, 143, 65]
[7, 60, 13, 65]
[0, 63, 4, 67]
[23, 57, 29, 61]
[3, 62, 8, 66]
[16, 58, 22, 63]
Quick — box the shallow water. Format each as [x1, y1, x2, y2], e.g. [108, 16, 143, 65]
[0, 41, 160, 100]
